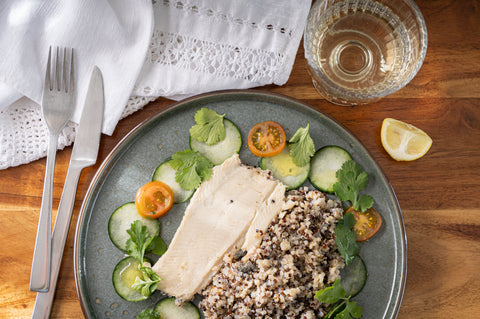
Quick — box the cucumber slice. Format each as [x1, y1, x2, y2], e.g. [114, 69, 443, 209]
[309, 146, 352, 193]
[108, 202, 160, 252]
[341, 255, 367, 298]
[190, 118, 242, 165]
[154, 297, 200, 319]
[260, 147, 310, 190]
[152, 160, 194, 203]
[112, 256, 148, 302]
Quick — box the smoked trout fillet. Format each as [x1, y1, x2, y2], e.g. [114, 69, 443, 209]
[152, 154, 285, 300]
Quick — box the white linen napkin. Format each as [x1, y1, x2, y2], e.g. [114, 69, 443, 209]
[0, 0, 312, 169]
[0, 0, 153, 133]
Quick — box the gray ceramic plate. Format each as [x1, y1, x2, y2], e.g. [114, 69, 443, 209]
[74, 90, 406, 319]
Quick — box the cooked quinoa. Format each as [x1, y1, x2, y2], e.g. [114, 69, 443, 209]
[200, 187, 345, 318]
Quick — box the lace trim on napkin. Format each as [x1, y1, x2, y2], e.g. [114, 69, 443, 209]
[0, 103, 75, 169]
[137, 30, 287, 96]
[0, 95, 154, 169]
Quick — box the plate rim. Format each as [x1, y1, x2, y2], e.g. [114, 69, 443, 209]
[74, 89, 407, 318]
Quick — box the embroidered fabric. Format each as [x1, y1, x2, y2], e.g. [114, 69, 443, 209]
[0, 0, 311, 169]
[134, 0, 310, 100]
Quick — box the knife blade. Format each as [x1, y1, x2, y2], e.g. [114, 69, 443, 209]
[32, 66, 104, 319]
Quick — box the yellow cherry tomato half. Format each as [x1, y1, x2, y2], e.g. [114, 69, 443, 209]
[346, 206, 382, 241]
[247, 121, 286, 157]
[135, 181, 174, 219]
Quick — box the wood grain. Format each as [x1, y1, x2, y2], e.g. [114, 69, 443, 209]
[1, 0, 479, 318]
[399, 209, 480, 318]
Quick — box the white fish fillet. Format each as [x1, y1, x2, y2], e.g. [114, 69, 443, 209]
[152, 154, 285, 300]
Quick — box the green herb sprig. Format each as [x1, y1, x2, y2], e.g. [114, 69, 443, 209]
[126, 221, 167, 297]
[333, 160, 373, 212]
[315, 279, 362, 319]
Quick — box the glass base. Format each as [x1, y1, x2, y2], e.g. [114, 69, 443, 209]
[311, 79, 381, 106]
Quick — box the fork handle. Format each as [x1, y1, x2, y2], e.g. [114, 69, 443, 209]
[32, 163, 83, 319]
[30, 133, 59, 292]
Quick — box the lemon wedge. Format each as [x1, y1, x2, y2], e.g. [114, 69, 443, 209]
[381, 118, 432, 161]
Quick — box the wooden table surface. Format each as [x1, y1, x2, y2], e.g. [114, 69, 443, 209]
[1, 1, 479, 318]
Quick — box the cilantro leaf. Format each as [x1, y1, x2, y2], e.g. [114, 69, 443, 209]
[175, 162, 202, 190]
[132, 267, 162, 298]
[333, 160, 373, 212]
[137, 308, 160, 319]
[289, 124, 315, 167]
[315, 279, 345, 304]
[335, 213, 360, 265]
[357, 194, 374, 213]
[147, 236, 167, 256]
[189, 108, 226, 145]
[170, 148, 198, 167]
[171, 149, 214, 190]
[126, 221, 155, 265]
[336, 301, 362, 319]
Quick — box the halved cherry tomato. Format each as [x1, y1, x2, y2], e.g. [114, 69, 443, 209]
[247, 121, 286, 157]
[346, 206, 382, 241]
[135, 181, 174, 219]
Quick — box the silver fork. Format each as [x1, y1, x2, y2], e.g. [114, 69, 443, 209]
[30, 46, 75, 292]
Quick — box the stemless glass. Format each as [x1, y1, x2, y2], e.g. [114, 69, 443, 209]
[304, 0, 428, 105]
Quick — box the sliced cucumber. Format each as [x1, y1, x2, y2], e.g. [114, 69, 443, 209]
[260, 146, 310, 190]
[190, 118, 242, 165]
[108, 202, 160, 252]
[309, 145, 352, 193]
[341, 255, 367, 298]
[152, 160, 194, 203]
[154, 297, 200, 319]
[112, 256, 148, 302]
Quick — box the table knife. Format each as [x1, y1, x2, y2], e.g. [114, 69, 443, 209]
[32, 66, 104, 319]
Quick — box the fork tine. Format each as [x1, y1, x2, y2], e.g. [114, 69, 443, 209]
[69, 49, 74, 93]
[55, 46, 61, 92]
[62, 47, 67, 93]
[45, 46, 52, 91]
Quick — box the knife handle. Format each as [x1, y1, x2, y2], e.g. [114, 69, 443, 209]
[32, 164, 83, 319]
